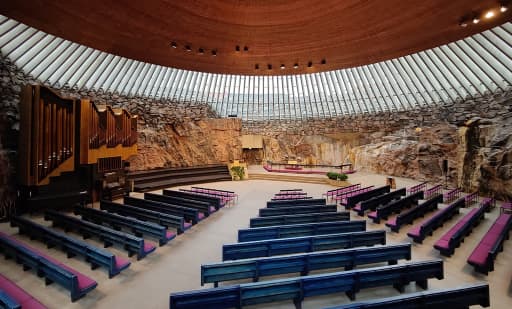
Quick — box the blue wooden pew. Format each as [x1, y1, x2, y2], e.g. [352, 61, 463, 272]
[10, 216, 131, 278]
[407, 198, 465, 244]
[352, 188, 406, 216]
[344, 186, 391, 209]
[124, 196, 207, 223]
[144, 192, 214, 219]
[170, 260, 444, 308]
[163, 189, 222, 210]
[325, 282, 489, 309]
[202, 243, 411, 287]
[368, 191, 423, 223]
[100, 200, 190, 234]
[0, 232, 97, 302]
[385, 194, 443, 232]
[238, 220, 366, 242]
[74, 206, 176, 246]
[223, 230, 386, 261]
[44, 210, 156, 260]
[266, 198, 327, 208]
[259, 204, 337, 217]
[250, 211, 350, 228]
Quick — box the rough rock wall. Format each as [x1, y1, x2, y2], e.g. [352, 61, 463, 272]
[243, 90, 512, 198]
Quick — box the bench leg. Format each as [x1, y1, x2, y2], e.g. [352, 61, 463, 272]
[45, 278, 54, 286]
[67, 251, 76, 259]
[388, 260, 397, 265]
[393, 283, 404, 293]
[23, 264, 31, 271]
[91, 263, 99, 270]
[214, 282, 219, 288]
[293, 297, 302, 309]
[346, 290, 356, 301]
[416, 279, 428, 290]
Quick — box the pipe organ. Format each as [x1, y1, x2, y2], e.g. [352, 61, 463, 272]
[18, 85, 138, 210]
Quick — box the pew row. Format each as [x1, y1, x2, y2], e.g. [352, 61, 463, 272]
[0, 274, 46, 309]
[258, 204, 337, 217]
[100, 200, 190, 234]
[323, 184, 361, 200]
[407, 198, 465, 244]
[325, 282, 490, 309]
[10, 216, 131, 278]
[343, 186, 391, 209]
[335, 186, 375, 205]
[249, 211, 350, 228]
[434, 199, 493, 256]
[163, 189, 222, 210]
[0, 232, 97, 302]
[145, 192, 215, 217]
[266, 198, 327, 208]
[202, 243, 411, 287]
[368, 191, 423, 224]
[74, 207, 176, 246]
[223, 230, 386, 261]
[467, 213, 512, 274]
[125, 195, 206, 223]
[170, 260, 444, 308]
[353, 188, 406, 216]
[385, 194, 443, 232]
[44, 210, 156, 260]
[238, 221, 366, 242]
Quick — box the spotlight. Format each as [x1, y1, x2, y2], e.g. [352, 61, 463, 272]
[459, 20, 468, 27]
[235, 45, 240, 52]
[170, 42, 177, 48]
[255, 64, 259, 70]
[501, 4, 508, 12]
[268, 64, 272, 70]
[473, 16, 480, 24]
[280, 64, 285, 70]
[243, 46, 249, 52]
[211, 50, 217, 56]
[293, 63, 299, 69]
[198, 48, 204, 54]
[185, 45, 192, 51]
[307, 61, 313, 68]
[484, 10, 495, 19]
[321, 59, 326, 65]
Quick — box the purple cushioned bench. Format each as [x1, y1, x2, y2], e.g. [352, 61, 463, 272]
[385, 194, 443, 233]
[467, 213, 512, 274]
[0, 274, 46, 309]
[0, 232, 97, 301]
[434, 207, 481, 256]
[407, 198, 465, 243]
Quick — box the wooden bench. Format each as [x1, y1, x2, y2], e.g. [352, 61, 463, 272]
[443, 188, 462, 204]
[170, 260, 444, 308]
[406, 182, 427, 195]
[44, 210, 156, 260]
[0, 232, 97, 302]
[146, 192, 214, 216]
[465, 191, 479, 206]
[385, 194, 443, 232]
[326, 282, 489, 309]
[259, 204, 337, 217]
[250, 211, 350, 228]
[202, 243, 411, 287]
[335, 186, 374, 204]
[127, 195, 206, 223]
[178, 189, 231, 207]
[191, 187, 238, 204]
[407, 198, 465, 244]
[10, 216, 131, 278]
[343, 186, 391, 209]
[271, 195, 313, 201]
[368, 191, 423, 223]
[223, 230, 386, 261]
[163, 189, 222, 210]
[323, 184, 361, 201]
[424, 184, 442, 199]
[100, 200, 190, 234]
[467, 213, 512, 274]
[238, 220, 366, 242]
[74, 207, 176, 246]
[266, 198, 326, 208]
[0, 274, 46, 309]
[434, 199, 493, 256]
[352, 188, 406, 216]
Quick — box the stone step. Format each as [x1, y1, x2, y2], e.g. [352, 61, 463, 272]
[249, 173, 328, 184]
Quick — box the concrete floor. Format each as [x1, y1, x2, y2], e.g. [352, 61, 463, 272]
[0, 170, 511, 308]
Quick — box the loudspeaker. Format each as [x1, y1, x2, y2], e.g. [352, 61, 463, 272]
[442, 159, 448, 174]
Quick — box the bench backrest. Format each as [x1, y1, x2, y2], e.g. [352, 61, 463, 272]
[238, 220, 366, 242]
[397, 194, 443, 226]
[249, 211, 350, 228]
[223, 230, 386, 260]
[259, 204, 337, 217]
[345, 186, 391, 208]
[266, 198, 327, 208]
[377, 191, 423, 218]
[359, 188, 406, 212]
[163, 189, 221, 210]
[420, 198, 464, 234]
[125, 195, 201, 219]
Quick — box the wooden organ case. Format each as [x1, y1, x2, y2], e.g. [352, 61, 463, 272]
[18, 85, 137, 211]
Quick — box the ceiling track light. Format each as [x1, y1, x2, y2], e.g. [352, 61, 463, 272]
[484, 10, 495, 19]
[500, 1, 509, 12]
[280, 64, 285, 69]
[293, 63, 299, 69]
[170, 41, 177, 48]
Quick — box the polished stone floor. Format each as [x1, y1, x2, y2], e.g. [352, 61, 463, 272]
[0, 171, 510, 308]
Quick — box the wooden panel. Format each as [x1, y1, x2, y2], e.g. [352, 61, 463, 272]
[241, 135, 263, 149]
[0, 0, 510, 75]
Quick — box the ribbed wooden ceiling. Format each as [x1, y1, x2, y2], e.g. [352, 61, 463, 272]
[0, 0, 510, 75]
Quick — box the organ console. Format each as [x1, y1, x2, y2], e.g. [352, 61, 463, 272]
[17, 85, 138, 212]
